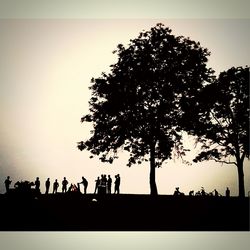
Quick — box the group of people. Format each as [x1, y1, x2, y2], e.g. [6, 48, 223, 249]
[94, 174, 121, 195]
[5, 176, 232, 197]
[174, 187, 231, 197]
[4, 174, 120, 195]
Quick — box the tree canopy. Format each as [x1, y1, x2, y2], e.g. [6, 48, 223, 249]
[78, 23, 213, 195]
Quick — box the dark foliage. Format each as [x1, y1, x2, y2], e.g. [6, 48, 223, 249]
[78, 23, 213, 194]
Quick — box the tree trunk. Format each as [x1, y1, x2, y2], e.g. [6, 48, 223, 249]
[150, 142, 158, 195]
[236, 159, 245, 197]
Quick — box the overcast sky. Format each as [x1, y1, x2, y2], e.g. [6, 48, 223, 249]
[0, 19, 249, 195]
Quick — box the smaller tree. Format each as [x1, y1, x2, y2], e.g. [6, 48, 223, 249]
[183, 66, 249, 197]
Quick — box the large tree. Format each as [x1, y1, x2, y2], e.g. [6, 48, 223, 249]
[78, 23, 213, 195]
[183, 66, 249, 197]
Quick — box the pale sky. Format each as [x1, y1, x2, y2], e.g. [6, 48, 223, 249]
[0, 19, 249, 196]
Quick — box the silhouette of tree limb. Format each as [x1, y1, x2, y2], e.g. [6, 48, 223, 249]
[213, 159, 237, 166]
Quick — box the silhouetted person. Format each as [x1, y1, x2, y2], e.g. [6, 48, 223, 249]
[94, 177, 100, 194]
[226, 187, 230, 197]
[189, 190, 194, 196]
[174, 187, 184, 196]
[35, 177, 40, 194]
[214, 189, 219, 197]
[53, 179, 59, 193]
[201, 187, 206, 196]
[62, 177, 68, 193]
[174, 187, 180, 196]
[79, 176, 88, 194]
[101, 174, 107, 187]
[45, 178, 50, 194]
[99, 174, 107, 194]
[114, 174, 120, 194]
[195, 191, 201, 196]
[107, 175, 112, 194]
[4, 176, 12, 193]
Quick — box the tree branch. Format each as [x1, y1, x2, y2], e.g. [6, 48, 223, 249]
[213, 158, 237, 166]
[210, 111, 229, 140]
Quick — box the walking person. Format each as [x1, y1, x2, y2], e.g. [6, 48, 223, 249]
[45, 178, 50, 194]
[53, 179, 59, 193]
[4, 176, 12, 194]
[62, 177, 68, 193]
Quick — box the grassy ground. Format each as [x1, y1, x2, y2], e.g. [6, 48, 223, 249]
[0, 193, 249, 231]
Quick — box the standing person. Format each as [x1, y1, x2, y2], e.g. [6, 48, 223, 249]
[114, 174, 121, 194]
[45, 178, 50, 194]
[107, 175, 112, 194]
[53, 179, 59, 193]
[226, 187, 230, 197]
[214, 189, 219, 197]
[103, 175, 107, 193]
[4, 176, 12, 193]
[99, 174, 107, 194]
[62, 177, 68, 193]
[94, 177, 100, 194]
[114, 175, 117, 194]
[79, 176, 88, 194]
[35, 177, 40, 194]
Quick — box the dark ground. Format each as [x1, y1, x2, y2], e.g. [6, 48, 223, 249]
[0, 193, 249, 231]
